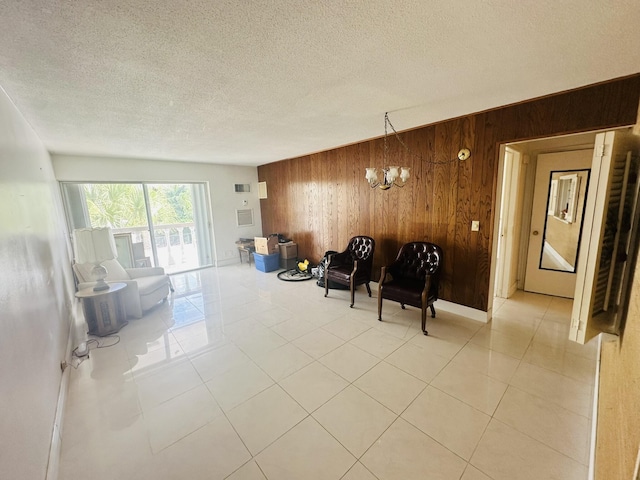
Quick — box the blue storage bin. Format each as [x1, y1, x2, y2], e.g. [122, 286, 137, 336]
[253, 252, 280, 272]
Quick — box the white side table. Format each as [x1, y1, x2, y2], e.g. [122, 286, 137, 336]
[76, 282, 128, 336]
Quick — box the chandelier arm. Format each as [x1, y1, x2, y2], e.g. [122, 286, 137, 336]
[367, 112, 471, 191]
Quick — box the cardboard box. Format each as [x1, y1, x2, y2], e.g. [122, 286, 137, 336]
[280, 257, 298, 270]
[253, 252, 280, 272]
[278, 242, 298, 259]
[254, 236, 279, 255]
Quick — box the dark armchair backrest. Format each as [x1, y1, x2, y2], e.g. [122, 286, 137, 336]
[348, 236, 375, 264]
[389, 242, 442, 285]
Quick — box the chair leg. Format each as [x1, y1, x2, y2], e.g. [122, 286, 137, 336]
[401, 304, 406, 310]
[365, 282, 372, 297]
[324, 275, 329, 298]
[349, 281, 355, 308]
[430, 304, 436, 318]
[377, 291, 383, 321]
[421, 307, 429, 336]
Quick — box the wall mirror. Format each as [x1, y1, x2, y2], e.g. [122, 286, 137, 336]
[540, 169, 590, 272]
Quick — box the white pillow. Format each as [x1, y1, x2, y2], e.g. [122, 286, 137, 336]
[103, 259, 131, 281]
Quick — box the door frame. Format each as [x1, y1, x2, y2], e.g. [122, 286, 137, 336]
[488, 131, 599, 315]
[493, 146, 524, 299]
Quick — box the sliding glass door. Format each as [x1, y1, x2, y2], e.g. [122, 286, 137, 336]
[62, 182, 212, 274]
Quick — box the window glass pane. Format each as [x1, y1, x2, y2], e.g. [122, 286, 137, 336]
[83, 183, 146, 229]
[148, 184, 202, 273]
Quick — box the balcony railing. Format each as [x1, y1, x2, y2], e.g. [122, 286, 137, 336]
[112, 223, 206, 274]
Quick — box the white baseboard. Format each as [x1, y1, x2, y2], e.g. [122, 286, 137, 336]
[588, 333, 617, 480]
[370, 283, 490, 323]
[45, 304, 79, 480]
[216, 257, 241, 267]
[587, 334, 603, 480]
[437, 299, 490, 323]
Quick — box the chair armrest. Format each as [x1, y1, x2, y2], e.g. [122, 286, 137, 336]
[424, 273, 439, 300]
[379, 266, 388, 284]
[126, 267, 166, 279]
[421, 274, 432, 299]
[327, 250, 352, 268]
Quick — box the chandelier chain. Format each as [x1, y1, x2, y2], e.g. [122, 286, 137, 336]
[385, 112, 465, 166]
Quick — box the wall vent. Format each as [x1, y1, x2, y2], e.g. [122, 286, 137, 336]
[234, 183, 250, 193]
[236, 208, 254, 226]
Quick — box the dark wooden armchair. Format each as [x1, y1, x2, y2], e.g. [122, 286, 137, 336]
[378, 242, 443, 335]
[324, 236, 376, 307]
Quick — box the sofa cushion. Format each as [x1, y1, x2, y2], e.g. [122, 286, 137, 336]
[103, 259, 131, 281]
[74, 259, 130, 283]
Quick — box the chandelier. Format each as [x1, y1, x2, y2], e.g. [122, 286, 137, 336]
[365, 113, 410, 190]
[366, 112, 471, 190]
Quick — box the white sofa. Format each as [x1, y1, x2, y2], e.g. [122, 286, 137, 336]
[74, 259, 172, 318]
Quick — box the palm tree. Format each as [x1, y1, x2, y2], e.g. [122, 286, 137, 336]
[84, 184, 147, 228]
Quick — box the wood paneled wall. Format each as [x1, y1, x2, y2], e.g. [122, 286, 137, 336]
[258, 74, 640, 311]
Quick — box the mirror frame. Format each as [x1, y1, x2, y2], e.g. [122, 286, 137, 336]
[539, 168, 591, 273]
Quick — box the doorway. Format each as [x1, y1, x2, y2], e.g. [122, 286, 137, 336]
[492, 131, 597, 305]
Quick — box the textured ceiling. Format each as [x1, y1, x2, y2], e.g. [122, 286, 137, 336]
[0, 1, 639, 166]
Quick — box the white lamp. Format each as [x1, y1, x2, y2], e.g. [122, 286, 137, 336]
[72, 228, 117, 291]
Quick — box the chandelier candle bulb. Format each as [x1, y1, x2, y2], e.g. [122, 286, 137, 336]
[365, 168, 378, 184]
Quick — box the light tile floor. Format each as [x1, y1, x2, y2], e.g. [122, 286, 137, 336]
[59, 265, 598, 480]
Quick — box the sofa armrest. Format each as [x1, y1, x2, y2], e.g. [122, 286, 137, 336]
[126, 267, 166, 279]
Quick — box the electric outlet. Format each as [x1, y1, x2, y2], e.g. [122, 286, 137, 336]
[471, 220, 480, 232]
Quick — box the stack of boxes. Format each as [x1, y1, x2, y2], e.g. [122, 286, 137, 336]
[252, 235, 299, 272]
[253, 236, 279, 272]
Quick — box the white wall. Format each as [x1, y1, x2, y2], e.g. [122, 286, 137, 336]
[0, 88, 76, 479]
[51, 155, 263, 266]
